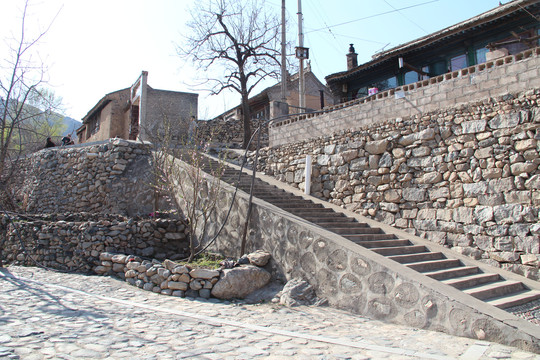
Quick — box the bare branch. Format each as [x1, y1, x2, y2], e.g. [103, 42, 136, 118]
[178, 0, 282, 148]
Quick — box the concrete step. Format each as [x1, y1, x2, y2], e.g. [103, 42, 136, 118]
[316, 221, 370, 229]
[486, 290, 540, 309]
[441, 273, 501, 290]
[302, 215, 357, 223]
[353, 239, 412, 248]
[371, 245, 428, 256]
[388, 252, 444, 264]
[285, 208, 338, 215]
[341, 233, 398, 241]
[463, 280, 525, 301]
[323, 226, 383, 235]
[423, 266, 480, 280]
[406, 259, 462, 272]
[270, 202, 325, 209]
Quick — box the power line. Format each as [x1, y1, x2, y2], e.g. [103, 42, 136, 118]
[305, 0, 440, 34]
[383, 0, 429, 34]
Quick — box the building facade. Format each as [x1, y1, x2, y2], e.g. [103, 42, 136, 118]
[326, 0, 540, 103]
[77, 72, 198, 144]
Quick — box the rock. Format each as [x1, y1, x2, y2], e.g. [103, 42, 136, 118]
[172, 265, 190, 274]
[112, 263, 125, 273]
[488, 112, 520, 129]
[515, 139, 536, 151]
[141, 247, 154, 257]
[279, 278, 325, 307]
[168, 281, 189, 291]
[402, 188, 425, 202]
[99, 252, 115, 261]
[365, 139, 388, 154]
[461, 120, 486, 134]
[521, 254, 539, 266]
[510, 162, 536, 176]
[189, 268, 220, 279]
[247, 250, 271, 266]
[163, 259, 179, 271]
[93, 266, 109, 274]
[111, 254, 127, 264]
[211, 265, 271, 299]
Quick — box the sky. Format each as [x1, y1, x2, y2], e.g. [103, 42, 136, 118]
[0, 0, 511, 121]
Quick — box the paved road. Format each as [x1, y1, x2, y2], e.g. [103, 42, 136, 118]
[0, 266, 538, 360]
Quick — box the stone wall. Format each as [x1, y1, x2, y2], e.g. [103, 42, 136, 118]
[195, 117, 269, 148]
[269, 47, 540, 147]
[18, 139, 155, 216]
[249, 89, 540, 280]
[180, 157, 540, 352]
[0, 213, 189, 272]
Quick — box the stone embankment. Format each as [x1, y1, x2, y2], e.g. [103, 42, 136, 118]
[0, 213, 189, 272]
[250, 89, 540, 280]
[94, 250, 272, 300]
[17, 139, 154, 216]
[196, 117, 268, 148]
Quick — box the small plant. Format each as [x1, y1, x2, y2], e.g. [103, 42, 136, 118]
[180, 252, 225, 269]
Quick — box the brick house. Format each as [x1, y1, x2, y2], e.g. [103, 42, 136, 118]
[77, 71, 198, 144]
[326, 0, 540, 103]
[214, 65, 337, 123]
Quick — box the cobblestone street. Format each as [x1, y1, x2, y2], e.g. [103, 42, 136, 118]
[0, 266, 538, 360]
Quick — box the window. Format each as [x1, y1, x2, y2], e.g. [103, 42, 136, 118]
[450, 54, 467, 71]
[404, 71, 419, 85]
[476, 47, 488, 64]
[430, 61, 447, 76]
[375, 76, 397, 91]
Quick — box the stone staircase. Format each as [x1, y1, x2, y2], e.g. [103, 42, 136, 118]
[199, 155, 540, 313]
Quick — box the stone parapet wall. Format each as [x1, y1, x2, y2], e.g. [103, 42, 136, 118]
[0, 213, 189, 272]
[18, 139, 155, 216]
[251, 89, 540, 280]
[269, 48, 540, 147]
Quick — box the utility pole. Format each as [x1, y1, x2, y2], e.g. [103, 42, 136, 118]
[296, 0, 308, 111]
[280, 0, 287, 103]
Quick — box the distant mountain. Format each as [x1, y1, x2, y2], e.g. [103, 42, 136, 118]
[61, 116, 81, 137]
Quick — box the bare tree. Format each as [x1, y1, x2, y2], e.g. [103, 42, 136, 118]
[148, 117, 225, 262]
[0, 0, 61, 210]
[180, 0, 282, 149]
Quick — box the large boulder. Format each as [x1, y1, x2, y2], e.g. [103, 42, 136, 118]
[211, 265, 271, 299]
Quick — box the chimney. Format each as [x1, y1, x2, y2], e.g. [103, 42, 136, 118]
[347, 44, 358, 71]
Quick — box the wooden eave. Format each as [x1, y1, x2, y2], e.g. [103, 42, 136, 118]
[325, 0, 540, 85]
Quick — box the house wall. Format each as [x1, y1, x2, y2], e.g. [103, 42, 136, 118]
[270, 48, 540, 147]
[84, 90, 130, 143]
[141, 88, 198, 143]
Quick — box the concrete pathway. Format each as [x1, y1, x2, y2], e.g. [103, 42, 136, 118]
[0, 266, 538, 360]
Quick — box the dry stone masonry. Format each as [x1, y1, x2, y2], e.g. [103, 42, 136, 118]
[1, 213, 189, 272]
[251, 89, 540, 280]
[94, 250, 272, 300]
[18, 139, 154, 216]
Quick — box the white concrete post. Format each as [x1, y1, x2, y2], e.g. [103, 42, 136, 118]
[304, 155, 312, 195]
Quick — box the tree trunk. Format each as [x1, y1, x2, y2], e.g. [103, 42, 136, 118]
[241, 90, 251, 149]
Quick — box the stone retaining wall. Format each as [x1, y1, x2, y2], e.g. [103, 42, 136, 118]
[0, 213, 189, 272]
[17, 139, 154, 216]
[184, 158, 540, 352]
[94, 253, 220, 298]
[249, 89, 540, 280]
[269, 47, 540, 147]
[196, 117, 268, 148]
